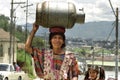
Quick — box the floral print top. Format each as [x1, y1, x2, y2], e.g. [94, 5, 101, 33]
[32, 48, 80, 80]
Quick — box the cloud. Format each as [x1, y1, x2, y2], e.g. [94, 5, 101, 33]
[0, 0, 120, 24]
[0, 0, 10, 17]
[81, 0, 120, 22]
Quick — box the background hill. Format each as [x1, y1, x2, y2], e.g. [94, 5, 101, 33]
[66, 21, 117, 41]
[26, 21, 119, 41]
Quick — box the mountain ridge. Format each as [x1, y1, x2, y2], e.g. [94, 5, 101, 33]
[26, 21, 119, 41]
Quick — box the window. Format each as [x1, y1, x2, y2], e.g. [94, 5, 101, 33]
[0, 64, 9, 71]
[0, 44, 3, 57]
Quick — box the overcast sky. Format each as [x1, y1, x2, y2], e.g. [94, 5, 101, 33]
[0, 0, 120, 25]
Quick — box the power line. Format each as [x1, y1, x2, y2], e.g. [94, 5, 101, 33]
[21, 0, 33, 66]
[108, 0, 116, 17]
[115, 8, 119, 80]
[105, 22, 115, 42]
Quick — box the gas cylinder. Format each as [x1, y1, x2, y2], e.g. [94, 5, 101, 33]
[35, 1, 85, 29]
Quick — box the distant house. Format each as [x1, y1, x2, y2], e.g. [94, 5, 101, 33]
[0, 28, 18, 63]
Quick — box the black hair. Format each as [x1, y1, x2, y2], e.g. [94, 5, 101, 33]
[99, 67, 105, 79]
[49, 32, 66, 49]
[84, 66, 105, 80]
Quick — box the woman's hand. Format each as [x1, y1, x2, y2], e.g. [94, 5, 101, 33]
[33, 23, 39, 32]
[72, 77, 78, 80]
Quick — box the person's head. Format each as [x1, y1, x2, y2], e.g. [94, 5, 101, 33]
[84, 65, 105, 80]
[49, 27, 66, 49]
[88, 66, 99, 80]
[13, 62, 16, 65]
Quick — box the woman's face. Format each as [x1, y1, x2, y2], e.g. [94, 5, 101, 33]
[89, 69, 98, 80]
[51, 34, 64, 49]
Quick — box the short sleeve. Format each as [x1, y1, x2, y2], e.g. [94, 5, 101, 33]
[32, 48, 44, 78]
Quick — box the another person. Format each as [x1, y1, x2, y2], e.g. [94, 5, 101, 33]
[13, 62, 21, 71]
[25, 23, 81, 80]
[84, 65, 105, 80]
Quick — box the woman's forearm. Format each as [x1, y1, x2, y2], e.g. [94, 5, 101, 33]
[25, 24, 39, 53]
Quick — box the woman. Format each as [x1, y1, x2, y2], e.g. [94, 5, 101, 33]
[84, 65, 105, 80]
[25, 23, 80, 80]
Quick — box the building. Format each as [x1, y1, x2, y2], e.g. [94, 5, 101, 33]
[0, 28, 18, 63]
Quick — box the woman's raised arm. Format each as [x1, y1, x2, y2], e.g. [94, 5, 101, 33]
[25, 23, 39, 54]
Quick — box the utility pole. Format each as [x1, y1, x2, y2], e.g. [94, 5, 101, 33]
[10, 0, 14, 64]
[10, 0, 25, 63]
[115, 7, 119, 80]
[13, 15, 16, 63]
[25, 0, 28, 63]
[91, 46, 94, 65]
[102, 49, 104, 66]
[108, 1, 119, 79]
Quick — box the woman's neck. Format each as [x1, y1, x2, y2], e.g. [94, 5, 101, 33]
[53, 48, 64, 55]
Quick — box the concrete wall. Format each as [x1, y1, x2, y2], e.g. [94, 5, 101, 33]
[0, 41, 17, 64]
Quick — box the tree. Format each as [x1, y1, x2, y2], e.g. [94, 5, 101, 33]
[81, 49, 86, 56]
[0, 15, 10, 31]
[32, 36, 45, 49]
[16, 25, 23, 32]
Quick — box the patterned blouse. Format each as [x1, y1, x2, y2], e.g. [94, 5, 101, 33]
[32, 48, 80, 80]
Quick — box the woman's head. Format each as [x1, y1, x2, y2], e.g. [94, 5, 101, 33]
[49, 27, 66, 49]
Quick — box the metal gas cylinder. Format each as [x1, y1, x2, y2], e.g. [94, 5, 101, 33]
[36, 1, 85, 29]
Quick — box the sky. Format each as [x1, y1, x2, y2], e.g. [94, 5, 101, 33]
[0, 0, 120, 25]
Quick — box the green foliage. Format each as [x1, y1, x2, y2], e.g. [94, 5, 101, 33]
[16, 25, 23, 32]
[32, 36, 45, 49]
[15, 25, 30, 43]
[0, 15, 29, 43]
[15, 30, 26, 42]
[0, 15, 10, 31]
[17, 49, 35, 78]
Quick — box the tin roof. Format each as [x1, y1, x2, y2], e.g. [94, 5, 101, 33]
[0, 28, 10, 40]
[0, 28, 19, 41]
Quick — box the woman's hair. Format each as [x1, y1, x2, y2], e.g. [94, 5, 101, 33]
[49, 32, 66, 49]
[84, 65, 105, 80]
[99, 67, 105, 79]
